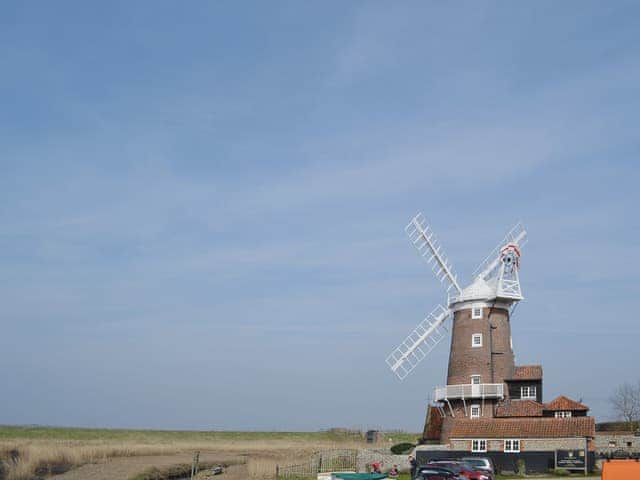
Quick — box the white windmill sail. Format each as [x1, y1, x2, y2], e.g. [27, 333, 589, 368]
[405, 213, 462, 295]
[386, 304, 451, 380]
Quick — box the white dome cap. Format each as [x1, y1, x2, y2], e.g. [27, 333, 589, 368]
[451, 277, 497, 304]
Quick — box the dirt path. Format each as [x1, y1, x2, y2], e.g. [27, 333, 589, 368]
[50, 452, 246, 480]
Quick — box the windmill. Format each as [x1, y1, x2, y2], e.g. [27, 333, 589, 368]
[386, 213, 527, 382]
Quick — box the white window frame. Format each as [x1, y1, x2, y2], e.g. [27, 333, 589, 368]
[472, 333, 483, 347]
[472, 439, 487, 452]
[472, 307, 483, 319]
[504, 439, 520, 453]
[521, 385, 536, 399]
[470, 404, 481, 419]
[471, 375, 481, 385]
[555, 411, 572, 418]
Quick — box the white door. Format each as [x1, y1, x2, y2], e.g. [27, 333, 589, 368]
[471, 375, 481, 397]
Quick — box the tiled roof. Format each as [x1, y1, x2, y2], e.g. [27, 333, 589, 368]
[450, 417, 595, 439]
[508, 365, 543, 380]
[424, 406, 443, 440]
[495, 400, 544, 417]
[544, 395, 589, 411]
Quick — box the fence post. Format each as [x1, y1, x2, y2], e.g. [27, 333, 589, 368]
[191, 451, 200, 480]
[276, 464, 279, 479]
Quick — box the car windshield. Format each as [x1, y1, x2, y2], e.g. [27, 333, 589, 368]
[463, 459, 484, 467]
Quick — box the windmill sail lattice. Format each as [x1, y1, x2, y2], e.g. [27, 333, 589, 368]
[386, 304, 451, 380]
[405, 213, 462, 295]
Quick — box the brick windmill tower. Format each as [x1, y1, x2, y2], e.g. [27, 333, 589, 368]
[386, 214, 527, 437]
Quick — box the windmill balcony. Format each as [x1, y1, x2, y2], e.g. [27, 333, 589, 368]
[433, 383, 504, 402]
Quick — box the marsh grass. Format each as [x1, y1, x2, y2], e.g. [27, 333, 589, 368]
[0, 427, 419, 480]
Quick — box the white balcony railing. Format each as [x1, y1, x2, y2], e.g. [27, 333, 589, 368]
[434, 383, 504, 402]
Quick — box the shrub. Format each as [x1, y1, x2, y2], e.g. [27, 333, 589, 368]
[390, 443, 414, 455]
[516, 459, 526, 477]
[552, 468, 570, 476]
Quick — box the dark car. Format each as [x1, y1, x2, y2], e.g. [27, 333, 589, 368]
[415, 467, 463, 480]
[423, 462, 490, 480]
[460, 457, 494, 479]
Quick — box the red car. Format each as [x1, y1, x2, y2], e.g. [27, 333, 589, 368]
[424, 462, 490, 480]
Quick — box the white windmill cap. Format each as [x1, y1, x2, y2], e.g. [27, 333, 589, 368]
[452, 277, 496, 304]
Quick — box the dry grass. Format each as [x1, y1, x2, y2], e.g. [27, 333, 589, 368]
[0, 438, 352, 480]
[0, 440, 217, 480]
[0, 427, 419, 480]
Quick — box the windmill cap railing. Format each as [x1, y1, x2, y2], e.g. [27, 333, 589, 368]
[433, 383, 504, 402]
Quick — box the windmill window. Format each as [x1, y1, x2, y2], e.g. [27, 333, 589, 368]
[504, 439, 520, 453]
[471, 375, 481, 385]
[472, 439, 487, 452]
[470, 405, 481, 418]
[472, 307, 482, 319]
[521, 385, 536, 399]
[472, 333, 483, 347]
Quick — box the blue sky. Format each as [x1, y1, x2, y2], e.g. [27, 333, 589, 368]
[1, 1, 639, 431]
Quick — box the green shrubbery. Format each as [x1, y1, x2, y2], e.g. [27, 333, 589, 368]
[390, 443, 414, 455]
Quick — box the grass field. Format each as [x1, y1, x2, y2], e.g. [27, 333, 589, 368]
[0, 426, 419, 444]
[0, 426, 421, 480]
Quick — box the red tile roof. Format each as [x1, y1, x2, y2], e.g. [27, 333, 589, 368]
[508, 365, 543, 380]
[450, 417, 595, 439]
[495, 400, 544, 417]
[544, 395, 589, 411]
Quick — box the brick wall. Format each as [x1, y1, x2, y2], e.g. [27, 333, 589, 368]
[594, 432, 640, 453]
[449, 437, 588, 452]
[446, 307, 514, 387]
[356, 449, 412, 473]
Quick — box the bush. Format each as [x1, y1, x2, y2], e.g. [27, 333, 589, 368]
[516, 459, 526, 477]
[552, 468, 570, 476]
[390, 443, 415, 455]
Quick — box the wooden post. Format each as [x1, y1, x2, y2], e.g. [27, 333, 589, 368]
[276, 464, 279, 479]
[584, 437, 588, 476]
[191, 451, 200, 480]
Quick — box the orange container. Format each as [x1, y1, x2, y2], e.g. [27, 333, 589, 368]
[601, 459, 640, 479]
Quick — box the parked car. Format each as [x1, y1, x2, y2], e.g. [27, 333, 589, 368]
[415, 466, 464, 480]
[423, 461, 490, 480]
[460, 458, 495, 479]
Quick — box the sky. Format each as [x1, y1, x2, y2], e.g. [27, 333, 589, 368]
[1, 1, 639, 432]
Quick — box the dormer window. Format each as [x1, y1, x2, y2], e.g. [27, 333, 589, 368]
[555, 411, 572, 418]
[521, 385, 536, 399]
[472, 307, 483, 319]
